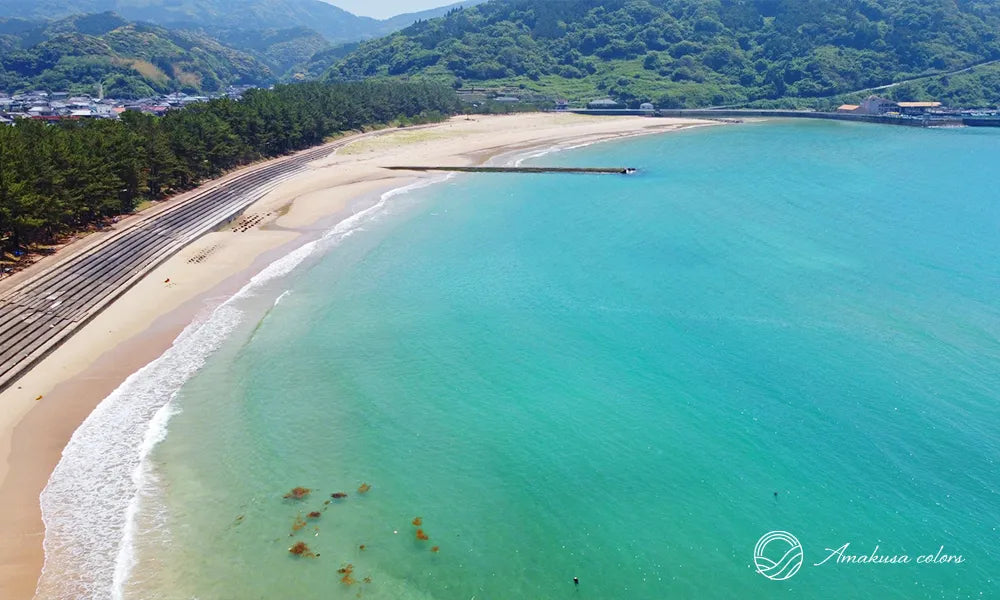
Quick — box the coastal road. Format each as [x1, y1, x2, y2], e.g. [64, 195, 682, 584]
[704, 59, 1000, 110]
[0, 138, 352, 392]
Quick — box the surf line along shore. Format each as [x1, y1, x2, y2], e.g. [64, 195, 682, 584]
[0, 113, 716, 599]
[384, 165, 638, 174]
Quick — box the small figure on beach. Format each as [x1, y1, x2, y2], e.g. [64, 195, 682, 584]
[358, 483, 371, 494]
[307, 511, 321, 519]
[331, 492, 348, 499]
[412, 517, 422, 527]
[574, 577, 579, 586]
[416, 529, 429, 541]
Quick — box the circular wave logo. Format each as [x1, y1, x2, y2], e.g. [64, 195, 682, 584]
[754, 531, 804, 580]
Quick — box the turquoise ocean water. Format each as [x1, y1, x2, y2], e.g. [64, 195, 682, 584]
[40, 121, 1000, 599]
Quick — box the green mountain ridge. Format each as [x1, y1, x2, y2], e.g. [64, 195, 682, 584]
[328, 0, 1000, 108]
[0, 0, 371, 44]
[0, 12, 273, 97]
[214, 27, 333, 78]
[0, 0, 489, 45]
[0, 1, 493, 92]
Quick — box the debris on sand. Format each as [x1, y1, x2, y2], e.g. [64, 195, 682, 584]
[338, 564, 356, 585]
[284, 487, 311, 500]
[289, 541, 316, 558]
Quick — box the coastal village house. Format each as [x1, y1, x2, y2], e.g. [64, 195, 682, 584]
[839, 95, 943, 116]
[896, 101, 943, 115]
[860, 95, 900, 114]
[587, 98, 622, 109]
[0, 86, 259, 123]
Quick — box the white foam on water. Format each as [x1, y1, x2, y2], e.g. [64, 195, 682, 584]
[37, 304, 244, 600]
[507, 127, 674, 169]
[508, 141, 598, 167]
[273, 290, 292, 307]
[35, 175, 448, 600]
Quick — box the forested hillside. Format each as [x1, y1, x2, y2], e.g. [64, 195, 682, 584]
[330, 0, 1000, 108]
[0, 12, 272, 96]
[0, 0, 373, 44]
[0, 0, 487, 45]
[0, 81, 460, 256]
[0, 2, 492, 88]
[216, 27, 333, 79]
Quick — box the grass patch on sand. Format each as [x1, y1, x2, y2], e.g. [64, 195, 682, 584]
[340, 128, 462, 156]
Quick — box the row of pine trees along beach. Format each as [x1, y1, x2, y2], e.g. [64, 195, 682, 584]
[0, 81, 460, 255]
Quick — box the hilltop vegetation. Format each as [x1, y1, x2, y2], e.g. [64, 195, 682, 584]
[0, 12, 272, 96]
[329, 0, 1000, 108]
[0, 0, 488, 45]
[0, 2, 493, 89]
[0, 0, 374, 44]
[0, 81, 460, 256]
[216, 27, 333, 78]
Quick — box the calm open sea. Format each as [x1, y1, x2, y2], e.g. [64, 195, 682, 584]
[38, 121, 1000, 599]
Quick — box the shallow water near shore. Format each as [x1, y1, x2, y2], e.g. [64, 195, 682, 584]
[47, 120, 1000, 599]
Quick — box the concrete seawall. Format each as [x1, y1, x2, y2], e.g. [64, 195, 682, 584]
[568, 109, 964, 127]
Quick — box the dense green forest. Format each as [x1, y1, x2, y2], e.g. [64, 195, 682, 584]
[6, 1, 1000, 105]
[0, 81, 460, 256]
[215, 27, 333, 79]
[0, 0, 486, 46]
[329, 0, 1000, 108]
[0, 12, 272, 96]
[0, 3, 488, 92]
[0, 0, 380, 45]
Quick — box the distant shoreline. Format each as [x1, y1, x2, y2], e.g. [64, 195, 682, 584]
[0, 113, 717, 599]
[567, 108, 992, 128]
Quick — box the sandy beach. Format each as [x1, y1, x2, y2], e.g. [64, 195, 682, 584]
[0, 112, 712, 598]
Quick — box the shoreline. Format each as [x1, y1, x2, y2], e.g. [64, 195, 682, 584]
[0, 113, 716, 599]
